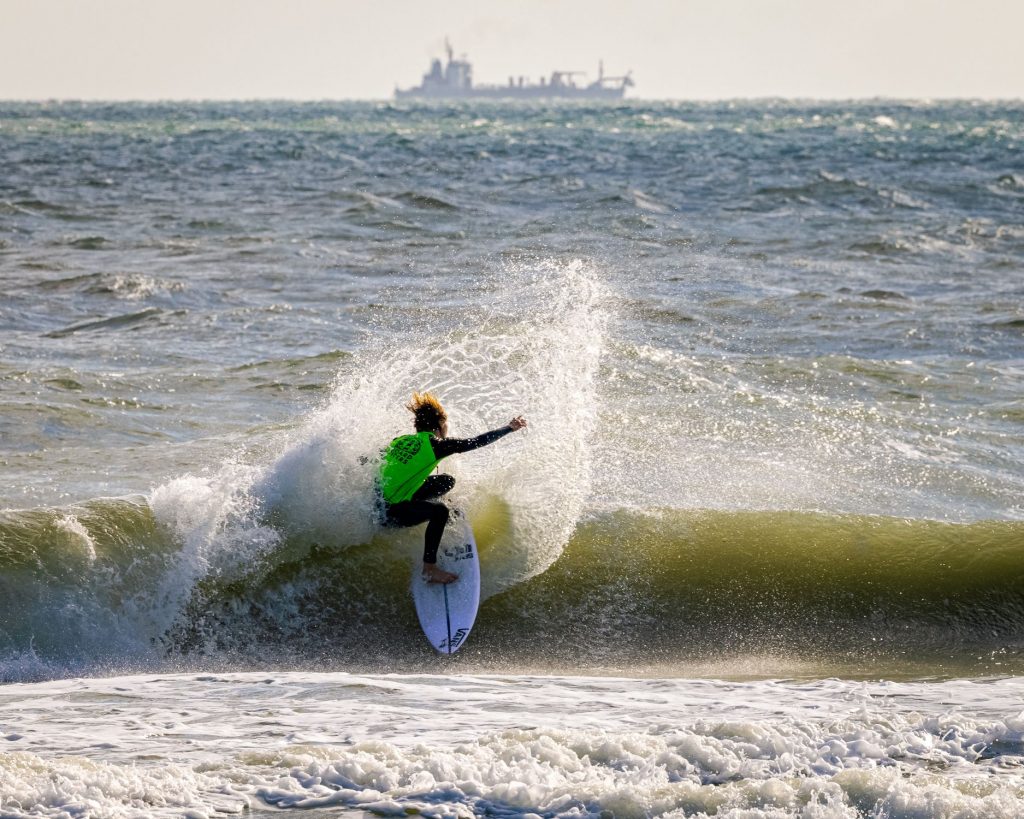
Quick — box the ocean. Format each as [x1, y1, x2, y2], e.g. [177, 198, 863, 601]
[1, 99, 1022, 816]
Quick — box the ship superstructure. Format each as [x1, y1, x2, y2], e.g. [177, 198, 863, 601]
[396, 40, 633, 100]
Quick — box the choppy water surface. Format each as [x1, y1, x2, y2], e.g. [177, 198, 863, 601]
[1, 100, 1023, 816]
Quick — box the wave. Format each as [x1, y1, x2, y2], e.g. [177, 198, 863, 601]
[2, 497, 1022, 681]
[1, 259, 608, 681]
[162, 507, 1024, 671]
[36, 271, 186, 300]
[59, 235, 110, 250]
[394, 191, 459, 210]
[43, 307, 178, 337]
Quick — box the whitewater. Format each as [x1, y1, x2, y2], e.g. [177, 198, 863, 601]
[1, 100, 1023, 816]
[3, 673, 1024, 818]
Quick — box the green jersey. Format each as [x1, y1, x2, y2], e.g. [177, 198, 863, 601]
[378, 431, 439, 504]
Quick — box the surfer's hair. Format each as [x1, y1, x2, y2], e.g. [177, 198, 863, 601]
[408, 391, 448, 432]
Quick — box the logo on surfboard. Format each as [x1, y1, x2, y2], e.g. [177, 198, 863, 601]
[439, 627, 470, 651]
[442, 543, 474, 562]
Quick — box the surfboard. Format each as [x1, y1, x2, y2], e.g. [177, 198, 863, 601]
[411, 508, 480, 654]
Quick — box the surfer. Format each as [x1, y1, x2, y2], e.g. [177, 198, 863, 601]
[379, 392, 527, 584]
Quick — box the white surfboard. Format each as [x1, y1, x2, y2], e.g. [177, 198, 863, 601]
[411, 509, 480, 654]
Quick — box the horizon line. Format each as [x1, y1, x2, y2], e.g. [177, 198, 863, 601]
[1, 95, 1022, 104]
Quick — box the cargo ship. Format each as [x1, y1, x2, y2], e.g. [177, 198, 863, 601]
[395, 40, 634, 100]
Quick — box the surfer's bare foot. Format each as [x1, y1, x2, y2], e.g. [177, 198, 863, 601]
[422, 563, 458, 584]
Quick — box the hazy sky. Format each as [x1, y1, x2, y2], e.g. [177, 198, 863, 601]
[2, 0, 1021, 100]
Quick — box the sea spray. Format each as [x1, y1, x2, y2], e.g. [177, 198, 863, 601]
[141, 259, 608, 660]
[235, 257, 608, 596]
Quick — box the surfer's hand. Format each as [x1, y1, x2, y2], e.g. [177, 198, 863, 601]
[423, 563, 458, 584]
[509, 416, 527, 431]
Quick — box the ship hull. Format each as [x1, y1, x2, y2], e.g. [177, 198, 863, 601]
[395, 86, 626, 101]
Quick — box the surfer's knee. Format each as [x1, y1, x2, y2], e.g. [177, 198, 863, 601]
[436, 474, 455, 494]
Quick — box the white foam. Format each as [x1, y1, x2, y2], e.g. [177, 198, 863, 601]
[148, 463, 281, 640]
[2, 674, 1023, 819]
[98, 272, 184, 300]
[54, 514, 96, 561]
[0, 751, 247, 817]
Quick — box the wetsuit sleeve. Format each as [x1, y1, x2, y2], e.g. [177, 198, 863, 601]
[430, 425, 515, 460]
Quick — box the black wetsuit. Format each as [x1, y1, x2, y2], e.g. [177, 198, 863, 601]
[382, 425, 514, 563]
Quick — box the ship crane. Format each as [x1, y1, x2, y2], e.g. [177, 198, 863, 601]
[589, 60, 633, 90]
[550, 70, 587, 88]
[597, 70, 634, 88]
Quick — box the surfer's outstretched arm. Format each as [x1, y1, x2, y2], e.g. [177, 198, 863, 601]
[431, 416, 528, 458]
